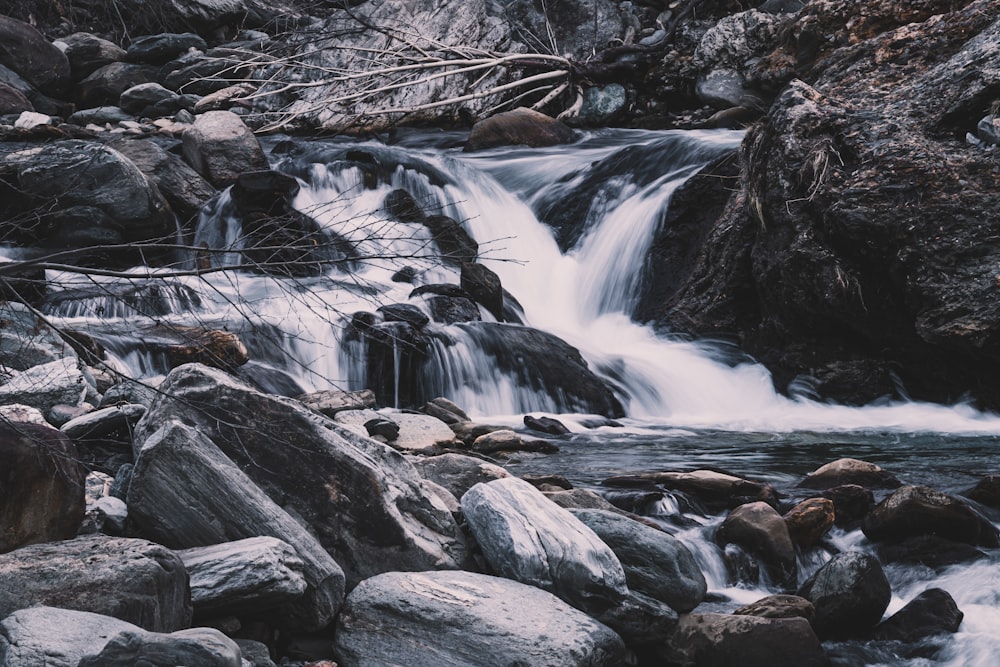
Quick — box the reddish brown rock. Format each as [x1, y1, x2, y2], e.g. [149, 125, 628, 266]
[783, 497, 835, 548]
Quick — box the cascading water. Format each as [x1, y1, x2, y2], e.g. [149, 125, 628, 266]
[34, 128, 1000, 666]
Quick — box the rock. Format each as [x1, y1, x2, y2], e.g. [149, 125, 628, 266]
[0, 535, 191, 632]
[177, 537, 308, 615]
[296, 387, 377, 417]
[0, 301, 75, 371]
[862, 485, 999, 548]
[0, 83, 31, 114]
[820, 484, 874, 525]
[568, 508, 707, 613]
[872, 588, 964, 642]
[119, 82, 180, 115]
[411, 453, 510, 498]
[422, 292, 483, 324]
[783, 497, 835, 548]
[235, 639, 276, 667]
[133, 364, 467, 589]
[524, 414, 571, 435]
[182, 110, 269, 187]
[0, 357, 87, 413]
[132, 324, 249, 371]
[460, 476, 628, 611]
[78, 626, 242, 667]
[76, 62, 159, 107]
[461, 262, 504, 321]
[61, 403, 146, 440]
[0, 403, 48, 426]
[545, 488, 622, 512]
[55, 32, 126, 79]
[193, 83, 256, 112]
[798, 458, 901, 490]
[716, 501, 796, 589]
[659, 613, 827, 667]
[364, 417, 400, 441]
[0, 420, 85, 553]
[420, 396, 470, 424]
[126, 33, 209, 65]
[798, 551, 891, 639]
[471, 428, 557, 454]
[127, 419, 345, 631]
[978, 114, 1000, 146]
[964, 474, 1000, 508]
[67, 105, 134, 125]
[82, 496, 129, 536]
[592, 589, 679, 646]
[734, 594, 815, 623]
[335, 409, 457, 452]
[572, 84, 628, 126]
[99, 379, 161, 409]
[424, 215, 478, 266]
[692, 9, 783, 108]
[695, 68, 761, 109]
[602, 469, 777, 512]
[378, 302, 430, 328]
[876, 534, 988, 569]
[0, 606, 139, 667]
[465, 107, 576, 151]
[334, 570, 626, 666]
[0, 16, 70, 97]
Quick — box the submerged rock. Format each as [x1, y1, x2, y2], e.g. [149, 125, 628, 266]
[658, 613, 827, 667]
[798, 458, 901, 490]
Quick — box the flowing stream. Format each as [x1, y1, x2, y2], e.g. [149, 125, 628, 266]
[39, 127, 1000, 665]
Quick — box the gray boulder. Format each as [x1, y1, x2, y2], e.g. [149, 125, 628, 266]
[182, 110, 269, 187]
[412, 453, 511, 499]
[0, 607, 137, 667]
[568, 508, 707, 613]
[333, 570, 626, 667]
[79, 627, 242, 666]
[334, 409, 458, 452]
[0, 535, 191, 632]
[461, 476, 627, 611]
[0, 358, 87, 413]
[177, 537, 309, 615]
[132, 364, 467, 589]
[128, 419, 344, 631]
[119, 82, 180, 115]
[798, 551, 891, 640]
[61, 403, 146, 440]
[296, 387, 376, 418]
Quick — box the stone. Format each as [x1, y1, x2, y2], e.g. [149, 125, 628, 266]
[798, 551, 891, 639]
[0, 420, 85, 552]
[978, 114, 1000, 146]
[717, 501, 797, 589]
[378, 303, 430, 328]
[335, 409, 458, 452]
[76, 62, 159, 107]
[783, 497, 835, 547]
[132, 324, 249, 370]
[862, 485, 999, 547]
[659, 613, 827, 667]
[127, 419, 345, 631]
[177, 537, 308, 615]
[465, 108, 576, 151]
[99, 379, 161, 409]
[333, 570, 626, 667]
[55, 32, 126, 79]
[545, 488, 622, 512]
[798, 458, 901, 490]
[423, 292, 482, 324]
[0, 83, 30, 114]
[876, 534, 988, 569]
[0, 357, 87, 413]
[78, 627, 242, 667]
[572, 83, 628, 126]
[0, 403, 47, 426]
[0, 535, 191, 632]
[568, 508, 707, 613]
[82, 496, 129, 536]
[119, 82, 180, 115]
[411, 453, 511, 499]
[61, 403, 146, 440]
[182, 110, 269, 187]
[591, 589, 679, 646]
[0, 16, 70, 96]
[0, 302, 75, 371]
[820, 484, 874, 525]
[963, 474, 1000, 508]
[460, 262, 504, 321]
[461, 476, 628, 611]
[524, 414, 571, 435]
[424, 214, 478, 266]
[296, 387, 377, 417]
[0, 606, 139, 667]
[872, 588, 964, 642]
[420, 396, 470, 424]
[133, 364, 466, 589]
[68, 105, 134, 125]
[193, 83, 256, 112]
[734, 594, 815, 623]
[126, 33, 209, 65]
[602, 469, 777, 512]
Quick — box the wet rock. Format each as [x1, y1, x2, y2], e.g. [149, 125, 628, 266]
[417, 289, 483, 324]
[0, 535, 191, 632]
[128, 419, 344, 631]
[411, 453, 510, 499]
[55, 32, 126, 80]
[592, 589, 679, 646]
[862, 485, 999, 548]
[119, 82, 180, 115]
[602, 469, 777, 512]
[0, 357, 87, 413]
[799, 458, 901, 490]
[296, 388, 376, 418]
[465, 108, 576, 151]
[134, 324, 249, 371]
[333, 570, 626, 667]
[68, 105, 134, 125]
[717, 501, 796, 589]
[0, 83, 31, 114]
[872, 588, 964, 643]
[820, 484, 874, 526]
[134, 364, 467, 589]
[876, 534, 988, 569]
[126, 33, 209, 65]
[0, 606, 139, 667]
[545, 488, 622, 512]
[0, 420, 85, 553]
[798, 551, 890, 639]
[734, 594, 815, 623]
[0, 16, 70, 97]
[177, 537, 308, 615]
[521, 474, 572, 491]
[964, 474, 1000, 508]
[461, 262, 504, 321]
[783, 497, 835, 548]
[461, 476, 628, 612]
[76, 62, 159, 107]
[182, 110, 269, 187]
[421, 396, 470, 424]
[568, 508, 707, 613]
[524, 414, 571, 435]
[472, 428, 557, 454]
[78, 626, 242, 667]
[425, 214, 478, 265]
[378, 303, 430, 328]
[658, 613, 827, 667]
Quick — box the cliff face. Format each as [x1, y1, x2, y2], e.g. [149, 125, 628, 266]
[648, 0, 1000, 406]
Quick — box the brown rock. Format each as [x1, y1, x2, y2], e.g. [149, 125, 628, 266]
[821, 484, 874, 526]
[603, 469, 778, 511]
[659, 613, 827, 667]
[0, 15, 70, 96]
[464, 108, 575, 152]
[717, 501, 796, 589]
[734, 594, 815, 623]
[783, 497, 835, 548]
[798, 458, 901, 490]
[862, 485, 999, 548]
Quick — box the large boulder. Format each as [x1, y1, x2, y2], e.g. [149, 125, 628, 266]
[568, 508, 707, 613]
[333, 570, 626, 666]
[460, 476, 627, 611]
[182, 110, 269, 187]
[127, 419, 344, 631]
[0, 535, 192, 632]
[0, 607, 138, 667]
[78, 627, 242, 667]
[658, 613, 827, 667]
[797, 551, 891, 639]
[0, 420, 86, 553]
[0, 16, 70, 96]
[861, 485, 999, 547]
[54, 32, 126, 79]
[133, 364, 467, 588]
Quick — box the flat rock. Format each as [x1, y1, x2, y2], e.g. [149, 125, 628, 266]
[61, 403, 146, 440]
[333, 570, 626, 667]
[335, 409, 457, 451]
[603, 469, 777, 511]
